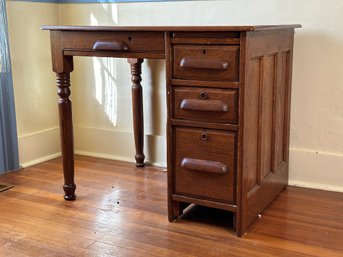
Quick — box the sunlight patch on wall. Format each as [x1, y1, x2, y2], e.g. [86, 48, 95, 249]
[92, 57, 119, 127]
[90, 12, 98, 25]
[93, 57, 103, 104]
[90, 7, 120, 127]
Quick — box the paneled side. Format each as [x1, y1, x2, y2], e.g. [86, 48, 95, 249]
[241, 29, 295, 235]
[245, 58, 261, 193]
[273, 51, 289, 171]
[260, 55, 275, 178]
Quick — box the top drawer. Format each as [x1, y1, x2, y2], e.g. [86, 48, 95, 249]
[173, 45, 239, 82]
[61, 31, 165, 53]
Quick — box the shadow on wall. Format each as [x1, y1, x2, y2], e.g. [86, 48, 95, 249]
[145, 59, 165, 163]
[289, 29, 343, 191]
[290, 30, 343, 153]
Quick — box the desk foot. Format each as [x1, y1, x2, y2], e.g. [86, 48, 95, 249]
[63, 184, 76, 201]
[128, 58, 145, 168]
[168, 201, 182, 221]
[135, 154, 145, 167]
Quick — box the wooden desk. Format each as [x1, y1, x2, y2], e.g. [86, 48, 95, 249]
[43, 25, 301, 236]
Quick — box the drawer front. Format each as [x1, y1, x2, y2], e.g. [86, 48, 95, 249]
[173, 45, 239, 81]
[61, 31, 165, 53]
[174, 127, 236, 203]
[173, 87, 238, 124]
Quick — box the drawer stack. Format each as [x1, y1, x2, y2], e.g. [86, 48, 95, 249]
[168, 32, 241, 221]
[166, 27, 298, 237]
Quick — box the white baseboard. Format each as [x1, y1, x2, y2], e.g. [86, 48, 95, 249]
[289, 148, 343, 192]
[18, 127, 61, 168]
[288, 180, 343, 193]
[17, 126, 343, 192]
[20, 153, 61, 168]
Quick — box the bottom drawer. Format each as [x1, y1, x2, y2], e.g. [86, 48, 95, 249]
[174, 127, 236, 203]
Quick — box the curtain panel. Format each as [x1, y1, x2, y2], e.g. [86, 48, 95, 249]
[0, 0, 19, 173]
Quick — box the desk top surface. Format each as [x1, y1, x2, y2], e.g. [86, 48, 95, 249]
[42, 24, 301, 32]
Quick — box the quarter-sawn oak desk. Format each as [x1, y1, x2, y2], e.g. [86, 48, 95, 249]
[42, 25, 301, 236]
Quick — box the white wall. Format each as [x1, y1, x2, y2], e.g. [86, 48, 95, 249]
[7, 0, 343, 191]
[6, 2, 61, 167]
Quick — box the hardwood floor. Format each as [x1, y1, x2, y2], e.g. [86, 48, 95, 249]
[0, 156, 342, 257]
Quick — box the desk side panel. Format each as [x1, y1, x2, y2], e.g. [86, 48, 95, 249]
[241, 29, 295, 234]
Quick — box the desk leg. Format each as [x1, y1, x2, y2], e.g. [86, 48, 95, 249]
[56, 72, 76, 200]
[128, 58, 145, 167]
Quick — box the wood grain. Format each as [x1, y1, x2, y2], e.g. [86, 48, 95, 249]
[41, 25, 302, 32]
[174, 127, 236, 203]
[56, 73, 76, 201]
[173, 45, 240, 82]
[62, 31, 165, 53]
[173, 87, 238, 124]
[128, 58, 145, 167]
[239, 29, 296, 235]
[0, 156, 341, 257]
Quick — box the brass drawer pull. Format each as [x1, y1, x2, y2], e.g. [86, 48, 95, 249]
[93, 40, 129, 51]
[180, 57, 229, 70]
[200, 132, 208, 141]
[199, 92, 208, 100]
[181, 158, 228, 174]
[180, 99, 228, 112]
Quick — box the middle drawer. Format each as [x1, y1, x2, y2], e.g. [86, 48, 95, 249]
[173, 87, 238, 124]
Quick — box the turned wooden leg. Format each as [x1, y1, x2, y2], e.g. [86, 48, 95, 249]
[128, 58, 145, 167]
[56, 73, 76, 200]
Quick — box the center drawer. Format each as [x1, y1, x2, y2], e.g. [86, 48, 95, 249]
[173, 87, 238, 124]
[174, 127, 236, 203]
[173, 45, 240, 82]
[61, 31, 165, 53]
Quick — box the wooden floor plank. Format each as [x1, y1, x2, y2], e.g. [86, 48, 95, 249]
[0, 155, 342, 257]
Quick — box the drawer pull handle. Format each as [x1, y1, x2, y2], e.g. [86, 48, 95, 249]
[181, 158, 228, 174]
[180, 57, 229, 70]
[93, 40, 129, 51]
[180, 99, 228, 113]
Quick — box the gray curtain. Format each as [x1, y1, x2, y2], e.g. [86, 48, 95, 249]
[0, 0, 19, 173]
